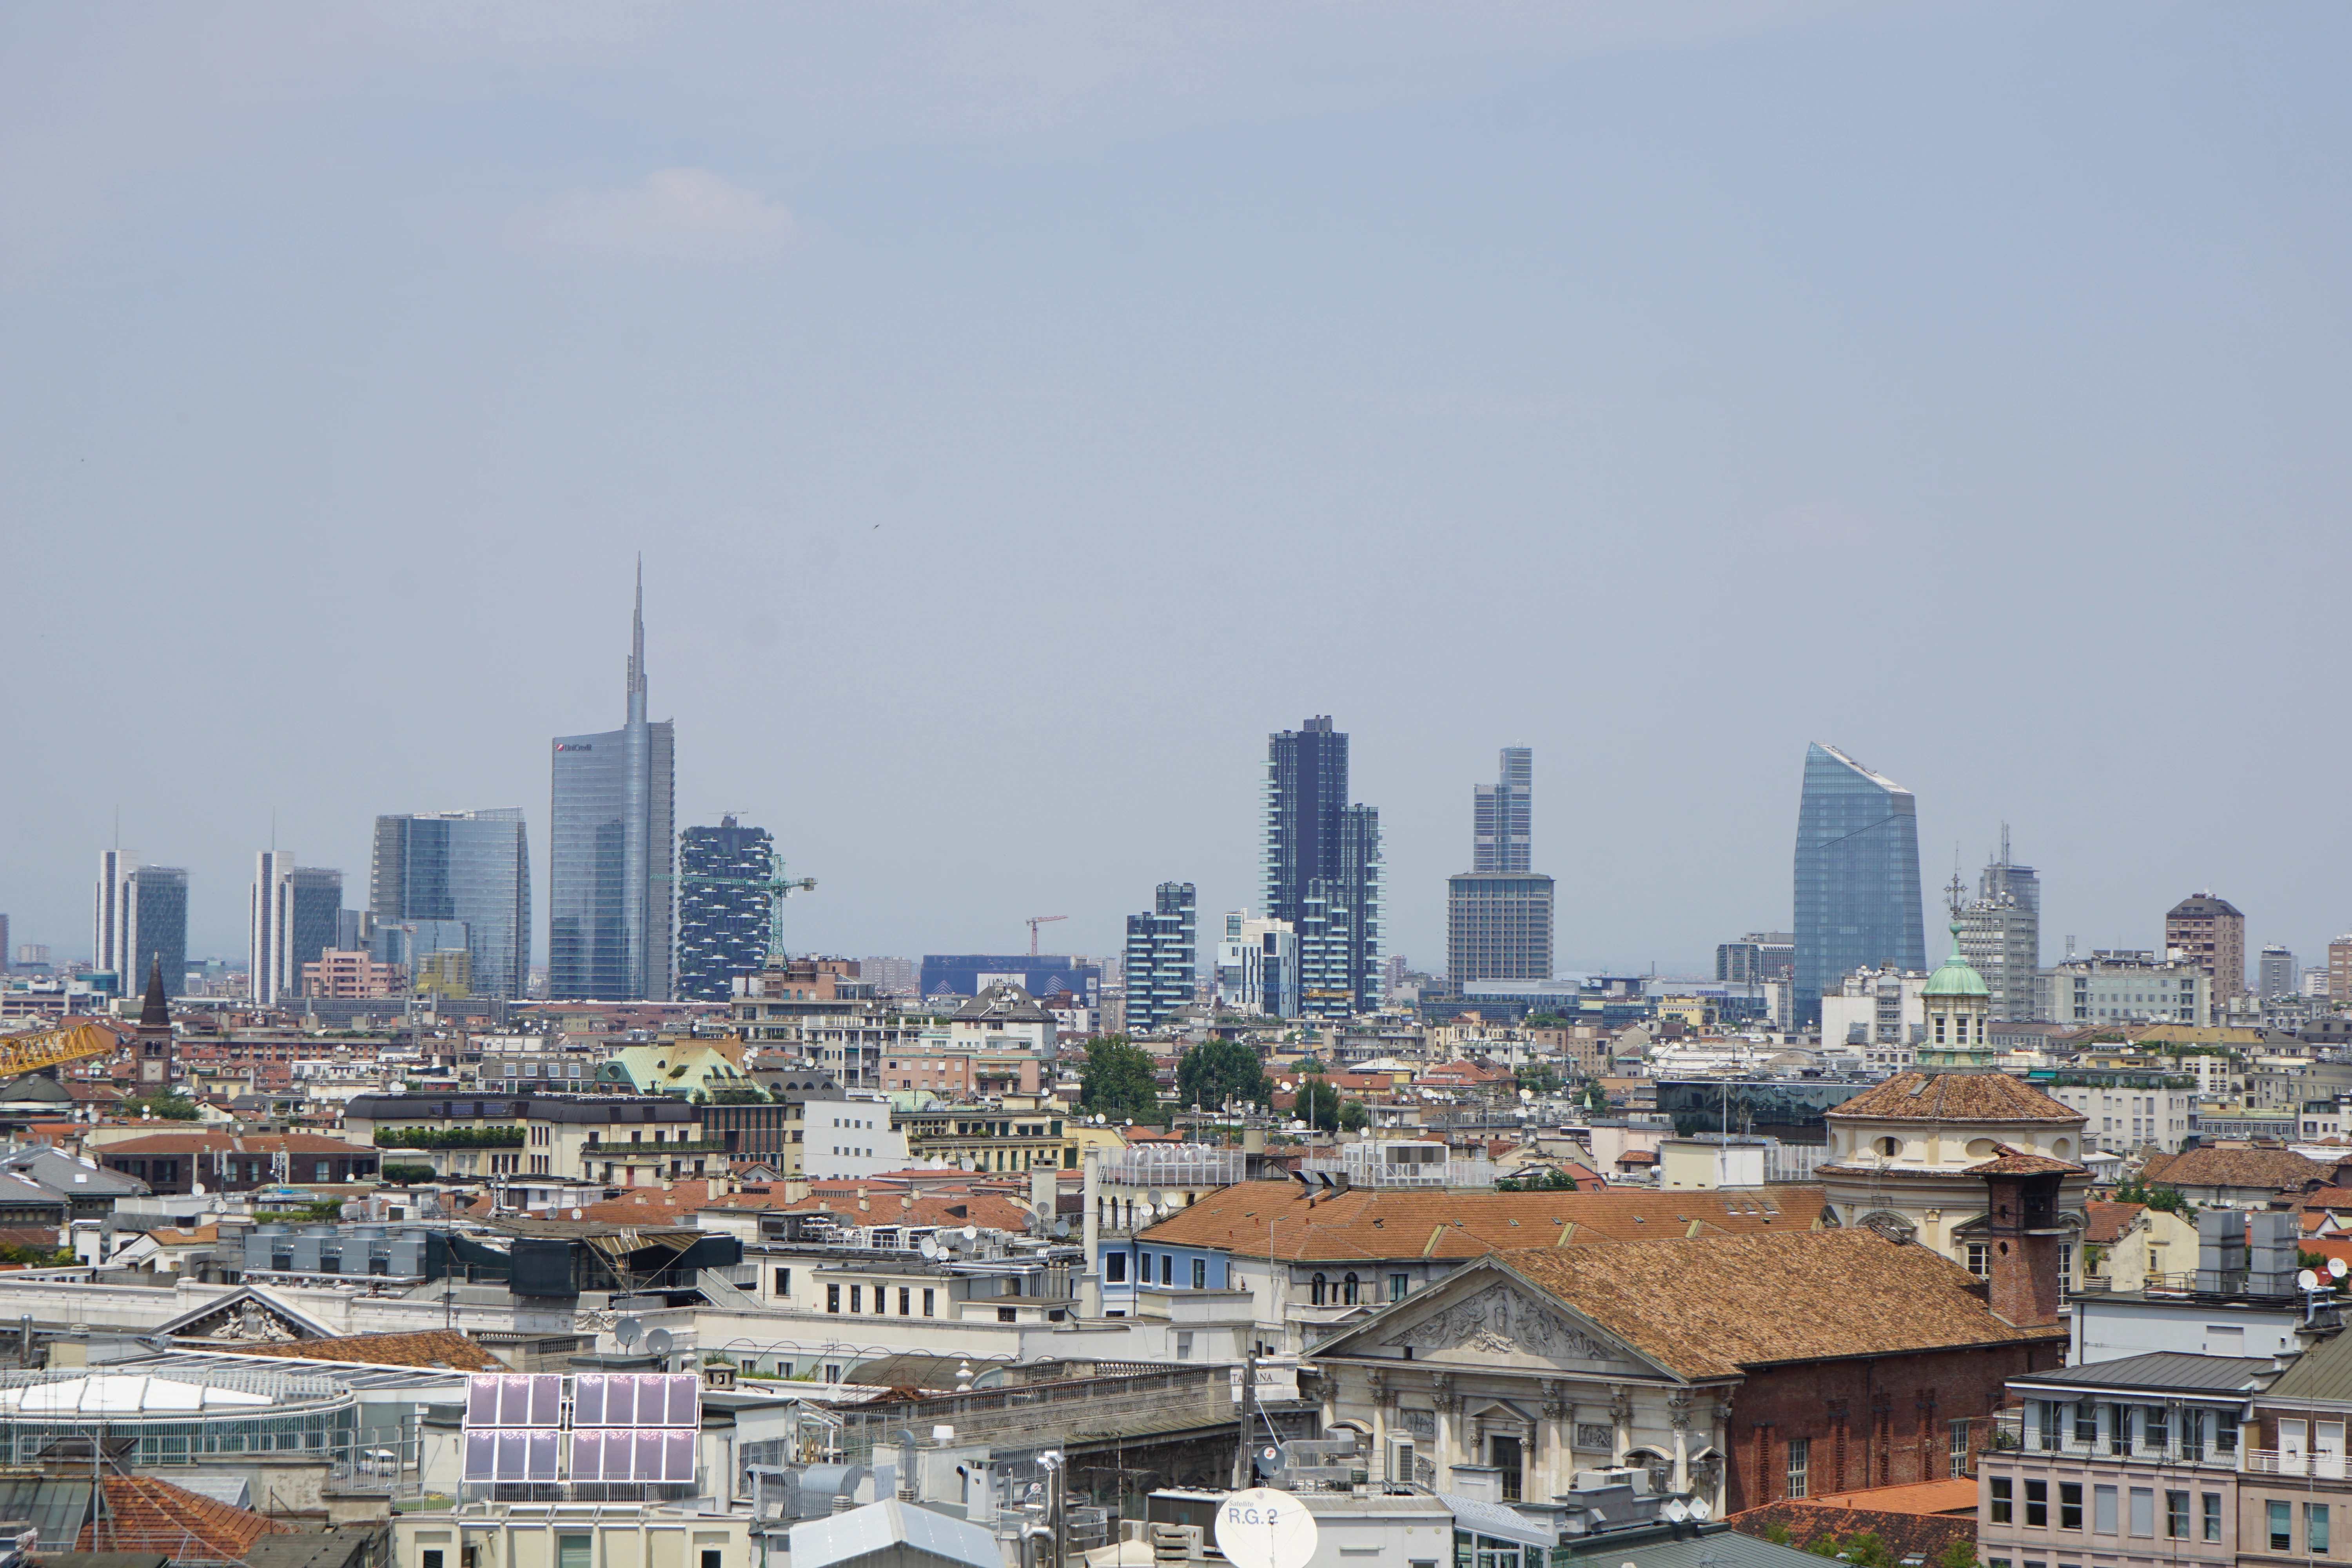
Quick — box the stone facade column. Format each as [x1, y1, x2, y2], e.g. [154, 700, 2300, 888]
[1708, 1397, 1733, 1514]
[1541, 1381, 1570, 1501]
[1432, 1373, 1459, 1487]
[1669, 1389, 1693, 1493]
[1610, 1384, 1632, 1466]
[1368, 1369, 1390, 1480]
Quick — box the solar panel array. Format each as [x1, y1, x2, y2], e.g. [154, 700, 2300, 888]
[458, 1372, 700, 1486]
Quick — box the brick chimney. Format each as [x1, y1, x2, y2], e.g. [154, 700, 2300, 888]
[1981, 1163, 2065, 1329]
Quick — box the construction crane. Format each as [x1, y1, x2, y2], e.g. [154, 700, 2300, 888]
[0, 1019, 120, 1079]
[673, 864, 818, 963]
[1027, 915, 1067, 956]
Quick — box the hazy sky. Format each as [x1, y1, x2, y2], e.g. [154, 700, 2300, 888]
[5, 3, 2347, 981]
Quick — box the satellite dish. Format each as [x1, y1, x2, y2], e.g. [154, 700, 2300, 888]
[646, 1328, 673, 1356]
[1690, 1498, 1712, 1522]
[571, 1209, 584, 1220]
[1052, 1220, 1070, 1238]
[615, 1317, 643, 1348]
[1145, 1189, 1165, 1207]
[2333, 1258, 2348, 1280]
[2299, 1269, 2322, 1292]
[1664, 1501, 1689, 1524]
[962, 1226, 978, 1241]
[920, 1238, 940, 1259]
[1215, 1487, 1321, 1568]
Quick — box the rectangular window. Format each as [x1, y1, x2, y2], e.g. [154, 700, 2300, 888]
[2274, 1501, 2295, 1553]
[1990, 1477, 2012, 1524]
[1106, 1253, 1127, 1283]
[2094, 1485, 2117, 1535]
[2038, 1402, 2062, 1452]
[1953, 1418, 1973, 1478]
[774, 1268, 790, 1297]
[559, 1539, 591, 1568]
[1390, 1273, 1409, 1302]
[2074, 1402, 2097, 1446]
[2203, 1494, 2221, 1543]
[826, 1283, 840, 1314]
[1192, 1258, 1207, 1290]
[849, 1285, 862, 1314]
[1968, 1242, 1989, 1276]
[2165, 1492, 2188, 1539]
[2314, 1504, 2333, 1555]
[2181, 1408, 2205, 1462]
[1161, 1254, 1174, 1286]
[2217, 1412, 2240, 1454]
[899, 1287, 911, 1315]
[1788, 1437, 1810, 1500]
[2026, 1480, 2049, 1528]
[2144, 1406, 2169, 1452]
[2110, 1405, 2133, 1455]
[2128, 1488, 2153, 1539]
[923, 1288, 935, 1317]
[2060, 1484, 2082, 1531]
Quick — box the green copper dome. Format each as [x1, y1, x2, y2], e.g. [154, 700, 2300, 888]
[1923, 920, 1990, 999]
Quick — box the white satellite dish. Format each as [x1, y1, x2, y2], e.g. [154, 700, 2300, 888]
[1690, 1498, 1712, 1522]
[1663, 1500, 1688, 1524]
[1215, 1488, 1320, 1568]
[920, 1238, 940, 1259]
[2333, 1258, 2348, 1280]
[1052, 1220, 1071, 1238]
[615, 1317, 643, 1348]
[962, 1226, 978, 1241]
[2299, 1269, 2321, 1292]
[645, 1327, 674, 1356]
[571, 1208, 584, 1220]
[1145, 1189, 1165, 1207]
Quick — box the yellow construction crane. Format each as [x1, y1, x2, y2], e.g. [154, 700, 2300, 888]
[0, 1019, 120, 1079]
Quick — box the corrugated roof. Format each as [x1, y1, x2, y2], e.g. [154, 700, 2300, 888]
[1494, 1230, 2066, 1381]
[2262, 1331, 2352, 1405]
[1134, 1184, 1824, 1263]
[1439, 1494, 1554, 1548]
[1826, 1073, 2081, 1125]
[2013, 1352, 2270, 1394]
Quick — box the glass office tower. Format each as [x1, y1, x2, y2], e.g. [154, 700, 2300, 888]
[1261, 718, 1382, 1013]
[370, 809, 531, 1001]
[1792, 742, 1925, 1027]
[550, 568, 676, 1001]
[127, 867, 188, 1000]
[676, 815, 775, 1002]
[1473, 746, 1533, 873]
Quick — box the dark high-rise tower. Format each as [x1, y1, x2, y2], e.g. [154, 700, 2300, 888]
[1262, 717, 1381, 1013]
[550, 564, 677, 1001]
[1473, 746, 1532, 873]
[126, 866, 188, 1001]
[1123, 881, 1198, 1034]
[676, 815, 776, 1002]
[370, 809, 531, 1001]
[1792, 742, 1925, 1027]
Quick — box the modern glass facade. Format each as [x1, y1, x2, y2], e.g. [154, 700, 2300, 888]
[1792, 742, 1925, 1026]
[676, 815, 775, 1001]
[1123, 881, 1197, 1033]
[127, 866, 187, 999]
[250, 852, 343, 1005]
[370, 809, 531, 1000]
[1263, 719, 1381, 1013]
[550, 572, 676, 1001]
[1473, 746, 1532, 873]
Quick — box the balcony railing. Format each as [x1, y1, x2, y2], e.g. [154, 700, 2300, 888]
[2245, 1450, 2347, 1479]
[1991, 1410, 2242, 1469]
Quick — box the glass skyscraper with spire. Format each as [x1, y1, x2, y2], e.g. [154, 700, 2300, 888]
[1792, 742, 1925, 1026]
[550, 567, 675, 1001]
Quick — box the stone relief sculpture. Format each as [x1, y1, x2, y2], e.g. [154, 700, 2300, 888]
[1382, 1283, 1623, 1363]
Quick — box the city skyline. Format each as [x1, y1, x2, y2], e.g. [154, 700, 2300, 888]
[5, 9, 2347, 981]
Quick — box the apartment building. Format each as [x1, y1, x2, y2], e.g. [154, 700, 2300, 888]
[1978, 1352, 2258, 1568]
[341, 1090, 715, 1185]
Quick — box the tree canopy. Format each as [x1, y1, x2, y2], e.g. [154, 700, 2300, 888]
[1175, 1039, 1272, 1110]
[120, 1089, 201, 1122]
[1078, 1037, 1163, 1120]
[1296, 1078, 1367, 1132]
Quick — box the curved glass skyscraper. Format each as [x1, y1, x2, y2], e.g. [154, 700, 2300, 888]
[550, 567, 675, 1001]
[1793, 742, 1925, 1026]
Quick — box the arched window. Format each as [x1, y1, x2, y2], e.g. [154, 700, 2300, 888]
[1343, 1273, 1361, 1306]
[1875, 1136, 1900, 1158]
[1311, 1273, 1328, 1306]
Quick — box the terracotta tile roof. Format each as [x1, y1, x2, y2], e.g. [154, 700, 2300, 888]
[1495, 1229, 2066, 1381]
[82, 1473, 295, 1557]
[1801, 1479, 1980, 1514]
[2083, 1200, 2145, 1245]
[1826, 1072, 2082, 1125]
[1724, 1499, 1976, 1563]
[1966, 1146, 2086, 1176]
[2140, 1146, 2338, 1192]
[778, 1191, 1035, 1231]
[1134, 1183, 1826, 1263]
[236, 1330, 508, 1371]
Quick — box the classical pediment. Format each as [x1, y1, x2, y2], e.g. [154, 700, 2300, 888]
[1372, 1279, 1650, 1372]
[155, 1286, 338, 1344]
